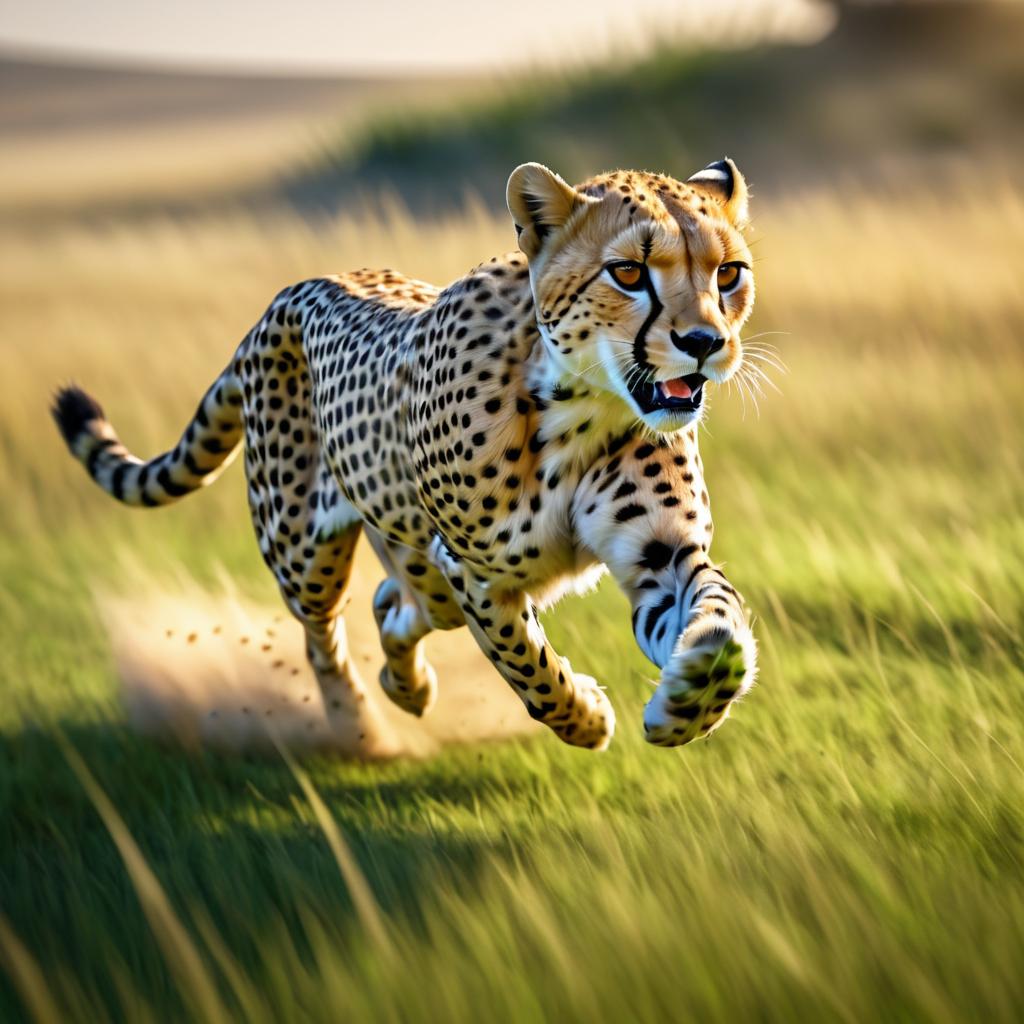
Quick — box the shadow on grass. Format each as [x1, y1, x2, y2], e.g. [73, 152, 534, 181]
[0, 719, 537, 1019]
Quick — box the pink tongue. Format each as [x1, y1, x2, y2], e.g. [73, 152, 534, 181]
[660, 377, 693, 399]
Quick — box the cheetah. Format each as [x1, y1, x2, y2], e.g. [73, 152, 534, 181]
[54, 159, 760, 751]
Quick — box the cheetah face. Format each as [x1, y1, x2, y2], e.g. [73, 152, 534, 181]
[508, 159, 755, 434]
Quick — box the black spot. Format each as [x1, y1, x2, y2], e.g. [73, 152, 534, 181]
[615, 504, 646, 523]
[640, 541, 673, 572]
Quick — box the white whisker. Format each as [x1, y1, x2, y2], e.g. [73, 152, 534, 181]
[726, 376, 748, 420]
[743, 346, 788, 369]
[741, 331, 789, 345]
[742, 362, 782, 395]
[733, 368, 762, 417]
[744, 354, 787, 376]
[573, 351, 631, 378]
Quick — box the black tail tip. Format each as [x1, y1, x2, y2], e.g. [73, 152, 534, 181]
[52, 385, 105, 446]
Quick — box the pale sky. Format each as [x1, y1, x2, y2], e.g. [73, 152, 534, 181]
[0, 0, 831, 75]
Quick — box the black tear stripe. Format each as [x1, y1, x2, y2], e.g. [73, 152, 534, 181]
[632, 273, 664, 371]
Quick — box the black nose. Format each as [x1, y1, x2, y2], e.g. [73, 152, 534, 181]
[670, 329, 725, 365]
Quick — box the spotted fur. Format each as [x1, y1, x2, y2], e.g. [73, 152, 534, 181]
[54, 159, 761, 750]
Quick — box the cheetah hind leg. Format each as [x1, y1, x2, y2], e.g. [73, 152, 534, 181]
[372, 577, 438, 718]
[263, 514, 402, 758]
[290, 589, 403, 760]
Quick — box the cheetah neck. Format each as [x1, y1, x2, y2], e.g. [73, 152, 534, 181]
[524, 325, 638, 477]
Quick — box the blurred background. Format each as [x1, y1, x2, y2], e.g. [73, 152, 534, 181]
[2, 2, 1024, 1022]
[2, 0, 1021, 219]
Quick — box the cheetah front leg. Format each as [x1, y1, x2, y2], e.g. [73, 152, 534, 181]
[428, 537, 615, 750]
[638, 559, 757, 746]
[575, 435, 757, 747]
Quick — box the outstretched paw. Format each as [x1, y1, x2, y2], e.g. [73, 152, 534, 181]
[550, 672, 615, 751]
[379, 661, 438, 718]
[643, 621, 756, 747]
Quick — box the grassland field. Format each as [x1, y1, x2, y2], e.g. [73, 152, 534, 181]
[1, 55, 1024, 1021]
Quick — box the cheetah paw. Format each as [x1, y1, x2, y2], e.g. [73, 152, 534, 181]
[551, 673, 615, 751]
[643, 621, 756, 747]
[380, 661, 438, 718]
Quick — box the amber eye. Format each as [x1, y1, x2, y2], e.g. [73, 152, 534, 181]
[717, 262, 745, 293]
[609, 262, 645, 291]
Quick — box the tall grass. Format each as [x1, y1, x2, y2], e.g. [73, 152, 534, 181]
[0, 176, 1022, 1021]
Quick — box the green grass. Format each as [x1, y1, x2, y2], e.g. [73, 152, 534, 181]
[1, 179, 1023, 1021]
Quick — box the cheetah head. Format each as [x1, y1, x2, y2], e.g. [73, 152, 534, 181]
[507, 160, 755, 434]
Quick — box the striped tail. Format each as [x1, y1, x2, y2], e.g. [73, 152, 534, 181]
[52, 365, 243, 508]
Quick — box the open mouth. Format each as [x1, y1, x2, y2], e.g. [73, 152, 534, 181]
[627, 373, 707, 415]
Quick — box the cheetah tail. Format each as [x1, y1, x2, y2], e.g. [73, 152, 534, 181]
[51, 364, 243, 508]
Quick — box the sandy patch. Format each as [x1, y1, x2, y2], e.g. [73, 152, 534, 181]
[98, 538, 540, 758]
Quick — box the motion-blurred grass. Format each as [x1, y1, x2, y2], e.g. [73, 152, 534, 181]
[3, 3, 1024, 1016]
[287, 2, 1024, 215]
[1, 173, 1022, 1020]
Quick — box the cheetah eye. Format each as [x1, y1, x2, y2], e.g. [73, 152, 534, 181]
[717, 262, 746, 294]
[608, 261, 646, 292]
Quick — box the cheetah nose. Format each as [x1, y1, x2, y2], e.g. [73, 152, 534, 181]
[670, 330, 724, 367]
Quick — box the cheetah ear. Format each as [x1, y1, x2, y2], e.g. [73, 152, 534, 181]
[507, 163, 593, 260]
[687, 157, 749, 228]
